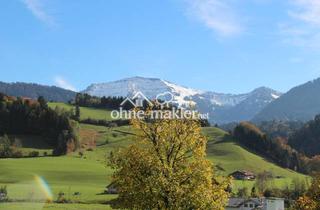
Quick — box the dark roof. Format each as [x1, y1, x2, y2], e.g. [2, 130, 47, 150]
[227, 198, 263, 208]
[230, 170, 255, 176]
[106, 182, 118, 189]
[227, 198, 245, 207]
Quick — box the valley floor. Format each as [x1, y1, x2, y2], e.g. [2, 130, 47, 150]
[0, 121, 308, 209]
[0, 203, 111, 210]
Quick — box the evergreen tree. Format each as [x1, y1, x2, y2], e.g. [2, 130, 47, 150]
[0, 135, 12, 158]
[75, 105, 80, 121]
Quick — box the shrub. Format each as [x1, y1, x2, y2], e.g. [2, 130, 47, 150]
[12, 139, 22, 148]
[0, 135, 13, 158]
[237, 187, 249, 198]
[56, 191, 68, 203]
[0, 186, 8, 202]
[28, 151, 39, 157]
[80, 118, 129, 127]
[78, 151, 84, 157]
[12, 150, 23, 158]
[108, 122, 118, 129]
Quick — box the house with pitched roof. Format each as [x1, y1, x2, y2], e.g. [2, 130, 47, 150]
[229, 170, 256, 180]
[226, 197, 284, 210]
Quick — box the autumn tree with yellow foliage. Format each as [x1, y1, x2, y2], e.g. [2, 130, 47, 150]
[109, 115, 230, 210]
[292, 174, 320, 210]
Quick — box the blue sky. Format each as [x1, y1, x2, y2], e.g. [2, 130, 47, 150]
[1, 0, 320, 93]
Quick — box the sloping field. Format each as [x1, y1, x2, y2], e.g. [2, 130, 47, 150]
[48, 102, 114, 121]
[0, 124, 307, 210]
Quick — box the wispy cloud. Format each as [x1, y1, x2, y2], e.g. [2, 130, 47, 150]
[289, 0, 320, 26]
[280, 0, 320, 49]
[54, 76, 76, 91]
[185, 0, 243, 37]
[22, 0, 56, 26]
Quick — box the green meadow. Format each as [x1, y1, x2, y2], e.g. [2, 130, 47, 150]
[0, 117, 308, 209]
[0, 124, 133, 210]
[202, 127, 307, 190]
[0, 203, 112, 210]
[48, 102, 114, 121]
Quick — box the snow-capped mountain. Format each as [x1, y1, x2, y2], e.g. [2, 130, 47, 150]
[204, 87, 282, 123]
[84, 77, 204, 107]
[83, 77, 282, 123]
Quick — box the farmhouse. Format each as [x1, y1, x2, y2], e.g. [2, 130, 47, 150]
[226, 197, 284, 210]
[0, 192, 7, 201]
[105, 182, 118, 194]
[229, 170, 256, 180]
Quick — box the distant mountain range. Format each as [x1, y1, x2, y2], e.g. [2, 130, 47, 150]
[0, 82, 76, 102]
[83, 77, 282, 123]
[253, 78, 320, 122]
[4, 76, 320, 124]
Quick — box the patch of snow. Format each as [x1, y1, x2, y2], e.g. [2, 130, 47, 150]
[161, 80, 203, 106]
[271, 93, 280, 99]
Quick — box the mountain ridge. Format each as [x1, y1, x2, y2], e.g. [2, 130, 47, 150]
[0, 77, 287, 123]
[253, 77, 320, 122]
[0, 81, 76, 102]
[83, 76, 282, 123]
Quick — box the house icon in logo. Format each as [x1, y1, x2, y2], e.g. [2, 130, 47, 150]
[120, 91, 153, 108]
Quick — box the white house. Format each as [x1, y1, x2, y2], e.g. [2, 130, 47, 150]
[0, 192, 7, 201]
[226, 197, 284, 210]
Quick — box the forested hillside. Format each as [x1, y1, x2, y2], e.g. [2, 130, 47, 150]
[254, 78, 320, 122]
[0, 81, 76, 102]
[0, 93, 79, 155]
[289, 115, 320, 157]
[233, 121, 320, 174]
[74, 93, 124, 109]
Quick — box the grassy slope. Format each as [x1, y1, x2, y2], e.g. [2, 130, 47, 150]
[7, 135, 52, 156]
[0, 203, 112, 210]
[70, 124, 308, 190]
[0, 124, 307, 209]
[202, 127, 307, 189]
[0, 124, 133, 206]
[48, 102, 114, 121]
[0, 156, 115, 203]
